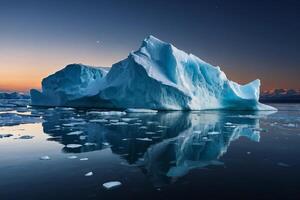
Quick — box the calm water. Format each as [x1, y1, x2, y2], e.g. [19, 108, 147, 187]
[0, 103, 299, 199]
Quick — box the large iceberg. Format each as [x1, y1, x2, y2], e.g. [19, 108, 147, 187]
[31, 36, 275, 110]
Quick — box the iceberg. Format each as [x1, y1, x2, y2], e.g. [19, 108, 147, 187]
[31, 36, 275, 111]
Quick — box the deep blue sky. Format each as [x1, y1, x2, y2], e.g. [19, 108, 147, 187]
[0, 0, 299, 91]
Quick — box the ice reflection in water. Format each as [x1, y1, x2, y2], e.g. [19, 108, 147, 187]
[37, 107, 275, 186]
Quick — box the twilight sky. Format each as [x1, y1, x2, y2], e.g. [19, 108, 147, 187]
[0, 0, 299, 91]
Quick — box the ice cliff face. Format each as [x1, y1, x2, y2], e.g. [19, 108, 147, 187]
[30, 36, 275, 110]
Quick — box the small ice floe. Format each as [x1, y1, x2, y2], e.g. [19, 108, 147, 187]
[67, 131, 83, 136]
[277, 162, 290, 167]
[131, 122, 142, 126]
[87, 111, 126, 116]
[85, 172, 93, 177]
[109, 119, 119, 123]
[60, 107, 75, 111]
[67, 155, 78, 159]
[147, 121, 158, 125]
[66, 144, 82, 148]
[139, 126, 147, 129]
[0, 133, 13, 138]
[102, 181, 122, 190]
[122, 138, 132, 141]
[111, 122, 129, 126]
[40, 156, 51, 160]
[84, 142, 97, 146]
[62, 122, 86, 127]
[121, 118, 138, 122]
[18, 135, 34, 139]
[79, 135, 87, 140]
[89, 119, 108, 123]
[80, 158, 88, 161]
[102, 142, 110, 146]
[208, 131, 220, 135]
[125, 108, 158, 113]
[136, 137, 152, 142]
[225, 122, 233, 126]
[193, 130, 202, 134]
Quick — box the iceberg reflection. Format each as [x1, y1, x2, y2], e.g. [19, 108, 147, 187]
[39, 108, 274, 185]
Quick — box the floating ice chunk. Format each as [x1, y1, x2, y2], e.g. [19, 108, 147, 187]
[88, 111, 126, 116]
[193, 130, 202, 134]
[84, 142, 97, 146]
[125, 108, 158, 113]
[225, 122, 233, 125]
[79, 135, 87, 140]
[67, 155, 78, 159]
[85, 172, 93, 176]
[67, 131, 83, 135]
[102, 142, 110, 146]
[136, 137, 152, 142]
[131, 122, 142, 126]
[80, 158, 88, 161]
[111, 122, 129, 125]
[60, 107, 75, 111]
[66, 144, 82, 148]
[40, 156, 51, 160]
[0, 133, 13, 138]
[109, 119, 119, 123]
[208, 131, 220, 135]
[121, 118, 138, 122]
[18, 135, 34, 139]
[102, 181, 122, 190]
[89, 119, 108, 123]
[139, 126, 147, 129]
[62, 122, 86, 126]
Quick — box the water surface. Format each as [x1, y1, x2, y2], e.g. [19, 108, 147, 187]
[0, 103, 299, 199]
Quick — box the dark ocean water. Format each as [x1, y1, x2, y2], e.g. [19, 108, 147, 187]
[0, 103, 299, 199]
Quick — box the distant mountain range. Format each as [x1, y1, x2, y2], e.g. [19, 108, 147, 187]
[260, 89, 300, 103]
[0, 92, 30, 99]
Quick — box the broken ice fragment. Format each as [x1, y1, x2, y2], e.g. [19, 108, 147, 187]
[102, 181, 122, 189]
[67, 131, 83, 136]
[207, 131, 220, 135]
[66, 144, 82, 148]
[125, 108, 158, 113]
[85, 172, 93, 176]
[40, 156, 51, 160]
[67, 155, 78, 159]
[80, 158, 88, 161]
[89, 119, 108, 123]
[136, 137, 152, 142]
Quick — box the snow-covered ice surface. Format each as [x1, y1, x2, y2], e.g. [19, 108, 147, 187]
[30, 36, 275, 111]
[0, 104, 299, 199]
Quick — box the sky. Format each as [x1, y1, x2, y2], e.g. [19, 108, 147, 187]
[0, 0, 299, 92]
